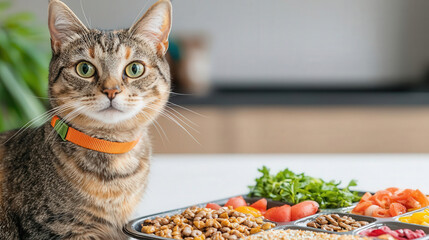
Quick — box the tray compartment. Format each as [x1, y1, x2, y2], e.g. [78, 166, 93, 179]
[293, 212, 378, 234]
[124, 195, 284, 240]
[274, 225, 338, 233]
[253, 225, 383, 239]
[123, 193, 381, 239]
[355, 221, 429, 240]
[394, 207, 429, 227]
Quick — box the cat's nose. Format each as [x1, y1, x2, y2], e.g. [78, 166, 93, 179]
[102, 87, 122, 100]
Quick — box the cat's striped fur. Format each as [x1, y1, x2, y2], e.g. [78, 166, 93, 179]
[0, 0, 172, 239]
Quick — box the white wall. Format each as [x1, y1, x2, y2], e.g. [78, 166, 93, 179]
[11, 0, 429, 87]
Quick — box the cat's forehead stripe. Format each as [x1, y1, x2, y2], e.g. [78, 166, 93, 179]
[89, 48, 95, 59]
[125, 47, 131, 60]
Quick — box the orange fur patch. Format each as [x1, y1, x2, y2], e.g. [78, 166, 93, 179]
[125, 47, 131, 60]
[89, 48, 95, 59]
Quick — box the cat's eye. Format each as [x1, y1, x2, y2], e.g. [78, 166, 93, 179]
[76, 61, 95, 78]
[125, 62, 145, 78]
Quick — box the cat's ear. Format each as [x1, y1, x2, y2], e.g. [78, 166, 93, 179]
[129, 0, 172, 56]
[48, 0, 88, 53]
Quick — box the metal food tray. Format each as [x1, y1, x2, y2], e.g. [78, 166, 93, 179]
[123, 195, 429, 240]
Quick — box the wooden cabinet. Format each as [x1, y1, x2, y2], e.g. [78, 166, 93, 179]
[150, 106, 429, 153]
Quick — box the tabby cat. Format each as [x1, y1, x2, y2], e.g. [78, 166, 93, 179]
[0, 0, 172, 239]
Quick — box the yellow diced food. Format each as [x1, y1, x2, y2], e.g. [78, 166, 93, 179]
[398, 217, 411, 223]
[399, 209, 429, 226]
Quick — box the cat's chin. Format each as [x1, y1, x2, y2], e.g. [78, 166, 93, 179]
[84, 108, 140, 125]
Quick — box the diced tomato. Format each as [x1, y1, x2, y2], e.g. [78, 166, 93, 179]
[393, 189, 413, 201]
[290, 201, 319, 221]
[386, 187, 399, 194]
[250, 198, 267, 213]
[404, 197, 422, 209]
[264, 204, 291, 222]
[412, 190, 429, 208]
[353, 201, 373, 214]
[372, 208, 391, 218]
[365, 205, 381, 217]
[372, 190, 392, 209]
[206, 203, 221, 210]
[360, 192, 373, 203]
[389, 203, 407, 217]
[224, 196, 247, 209]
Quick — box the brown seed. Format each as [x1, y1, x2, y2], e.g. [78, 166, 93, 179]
[338, 221, 352, 231]
[328, 225, 341, 231]
[321, 225, 333, 232]
[325, 215, 338, 226]
[358, 221, 369, 226]
[307, 222, 318, 228]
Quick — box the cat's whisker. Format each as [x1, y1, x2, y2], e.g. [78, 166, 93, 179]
[32, 96, 78, 100]
[160, 108, 200, 134]
[152, 117, 169, 144]
[164, 105, 199, 127]
[143, 105, 200, 145]
[138, 111, 168, 145]
[151, 104, 197, 129]
[1, 103, 75, 145]
[79, 0, 92, 29]
[47, 106, 85, 142]
[45, 106, 86, 144]
[127, 0, 152, 41]
[167, 101, 207, 118]
[160, 90, 194, 96]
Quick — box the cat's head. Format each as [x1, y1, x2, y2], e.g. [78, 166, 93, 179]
[47, 0, 172, 133]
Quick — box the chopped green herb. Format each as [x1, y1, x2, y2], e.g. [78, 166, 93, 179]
[248, 166, 361, 209]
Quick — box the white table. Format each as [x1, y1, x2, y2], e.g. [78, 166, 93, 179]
[133, 154, 428, 218]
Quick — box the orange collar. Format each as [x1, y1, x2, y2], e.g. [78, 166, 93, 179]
[50, 116, 139, 154]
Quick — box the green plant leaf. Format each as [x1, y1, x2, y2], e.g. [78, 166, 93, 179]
[0, 62, 46, 127]
[0, 1, 11, 12]
[0, 3, 49, 131]
[248, 166, 361, 209]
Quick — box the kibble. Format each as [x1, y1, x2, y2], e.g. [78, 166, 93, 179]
[141, 206, 276, 240]
[307, 214, 369, 232]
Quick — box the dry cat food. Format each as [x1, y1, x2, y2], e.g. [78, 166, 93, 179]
[141, 206, 276, 240]
[306, 214, 369, 232]
[244, 229, 373, 240]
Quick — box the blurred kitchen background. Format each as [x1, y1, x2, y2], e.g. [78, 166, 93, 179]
[2, 0, 429, 153]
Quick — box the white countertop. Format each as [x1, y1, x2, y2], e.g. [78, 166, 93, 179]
[133, 154, 428, 218]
